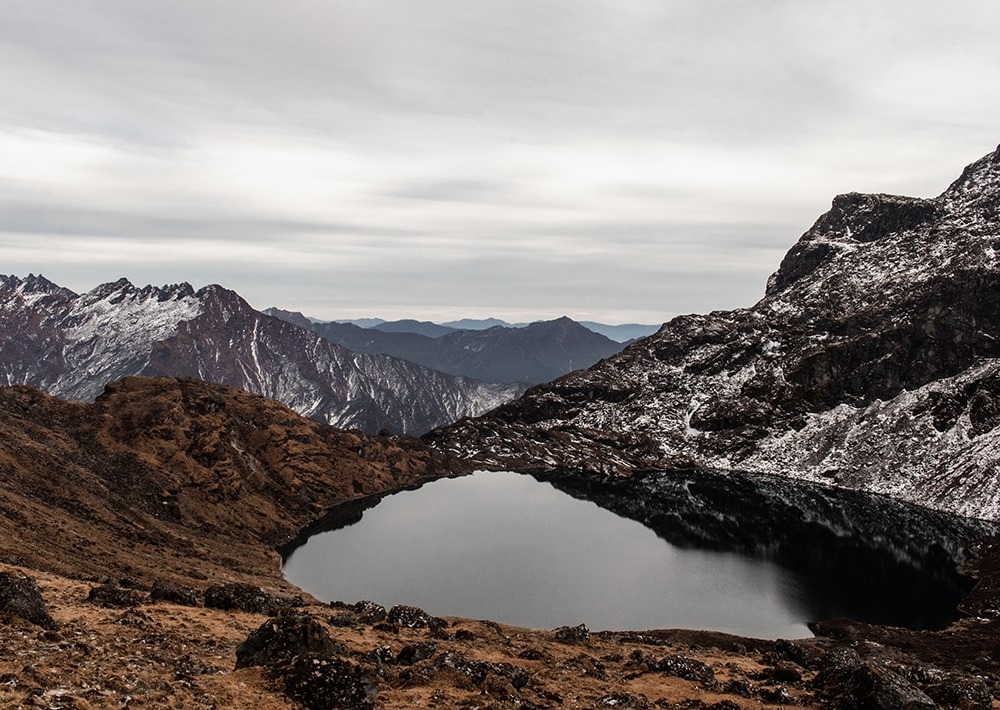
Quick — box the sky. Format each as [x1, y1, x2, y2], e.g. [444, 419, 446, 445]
[2, 1, 999, 324]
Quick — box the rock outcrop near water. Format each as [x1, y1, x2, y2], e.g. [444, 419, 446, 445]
[428, 145, 1000, 520]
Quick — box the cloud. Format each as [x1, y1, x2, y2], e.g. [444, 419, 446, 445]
[1, 1, 999, 322]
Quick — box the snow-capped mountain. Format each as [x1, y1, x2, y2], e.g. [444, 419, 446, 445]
[0, 276, 521, 435]
[427, 145, 1000, 520]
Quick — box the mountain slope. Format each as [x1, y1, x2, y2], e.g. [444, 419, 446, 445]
[265, 311, 625, 385]
[0, 376, 459, 586]
[0, 278, 521, 435]
[427, 145, 1000, 520]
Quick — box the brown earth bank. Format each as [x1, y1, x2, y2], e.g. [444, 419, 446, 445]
[1, 377, 999, 708]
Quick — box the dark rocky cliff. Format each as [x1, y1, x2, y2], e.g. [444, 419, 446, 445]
[427, 146, 1000, 520]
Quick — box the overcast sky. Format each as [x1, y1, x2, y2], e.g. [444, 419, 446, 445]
[2, 1, 999, 324]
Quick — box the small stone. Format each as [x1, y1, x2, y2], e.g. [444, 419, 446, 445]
[87, 584, 146, 608]
[396, 641, 437, 666]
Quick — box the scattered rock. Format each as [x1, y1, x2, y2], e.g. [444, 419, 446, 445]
[271, 654, 379, 710]
[813, 659, 936, 709]
[204, 582, 282, 614]
[651, 655, 716, 685]
[114, 609, 153, 626]
[174, 653, 215, 681]
[925, 675, 994, 710]
[86, 584, 146, 608]
[386, 604, 434, 629]
[568, 653, 608, 680]
[518, 647, 548, 661]
[720, 679, 755, 698]
[554, 623, 590, 644]
[235, 612, 347, 669]
[352, 600, 387, 624]
[328, 612, 358, 627]
[0, 571, 57, 629]
[764, 640, 809, 667]
[395, 642, 437, 666]
[150, 580, 202, 607]
[757, 661, 803, 684]
[433, 651, 529, 692]
[759, 685, 796, 704]
[361, 645, 394, 674]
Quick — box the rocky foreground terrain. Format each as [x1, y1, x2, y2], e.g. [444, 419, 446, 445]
[1, 377, 1000, 708]
[428, 145, 1000, 522]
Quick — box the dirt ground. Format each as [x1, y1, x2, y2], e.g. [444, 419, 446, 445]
[0, 563, 837, 709]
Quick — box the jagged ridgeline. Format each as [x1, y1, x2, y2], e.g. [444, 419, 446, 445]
[0, 277, 520, 435]
[427, 145, 1000, 520]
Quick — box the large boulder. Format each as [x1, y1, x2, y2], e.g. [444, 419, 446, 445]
[0, 570, 56, 629]
[235, 612, 347, 669]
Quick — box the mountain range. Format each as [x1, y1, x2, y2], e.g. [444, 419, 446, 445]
[330, 316, 660, 342]
[264, 309, 625, 385]
[0, 276, 521, 435]
[427, 144, 1000, 521]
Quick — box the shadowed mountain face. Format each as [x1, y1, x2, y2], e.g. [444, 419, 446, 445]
[0, 277, 522, 435]
[427, 145, 1000, 520]
[264, 311, 625, 386]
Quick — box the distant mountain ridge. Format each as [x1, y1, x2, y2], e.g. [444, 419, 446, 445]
[264, 309, 625, 385]
[315, 315, 659, 342]
[427, 144, 1000, 521]
[371, 319, 456, 338]
[0, 276, 521, 435]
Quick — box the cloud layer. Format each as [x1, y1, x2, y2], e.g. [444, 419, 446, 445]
[2, 1, 999, 322]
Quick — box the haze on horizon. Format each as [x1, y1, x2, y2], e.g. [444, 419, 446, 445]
[2, 1, 999, 324]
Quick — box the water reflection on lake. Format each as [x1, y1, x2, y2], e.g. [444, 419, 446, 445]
[284, 471, 817, 637]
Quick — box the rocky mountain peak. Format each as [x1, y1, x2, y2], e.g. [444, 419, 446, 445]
[194, 283, 255, 320]
[262, 307, 314, 330]
[0, 275, 521, 435]
[764, 190, 942, 297]
[427, 144, 1000, 520]
[17, 273, 77, 298]
[0, 275, 77, 308]
[941, 144, 1000, 219]
[88, 277, 136, 301]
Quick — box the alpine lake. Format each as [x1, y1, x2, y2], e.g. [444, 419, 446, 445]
[282, 469, 995, 639]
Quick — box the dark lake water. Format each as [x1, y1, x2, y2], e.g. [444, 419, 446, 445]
[282, 470, 987, 638]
